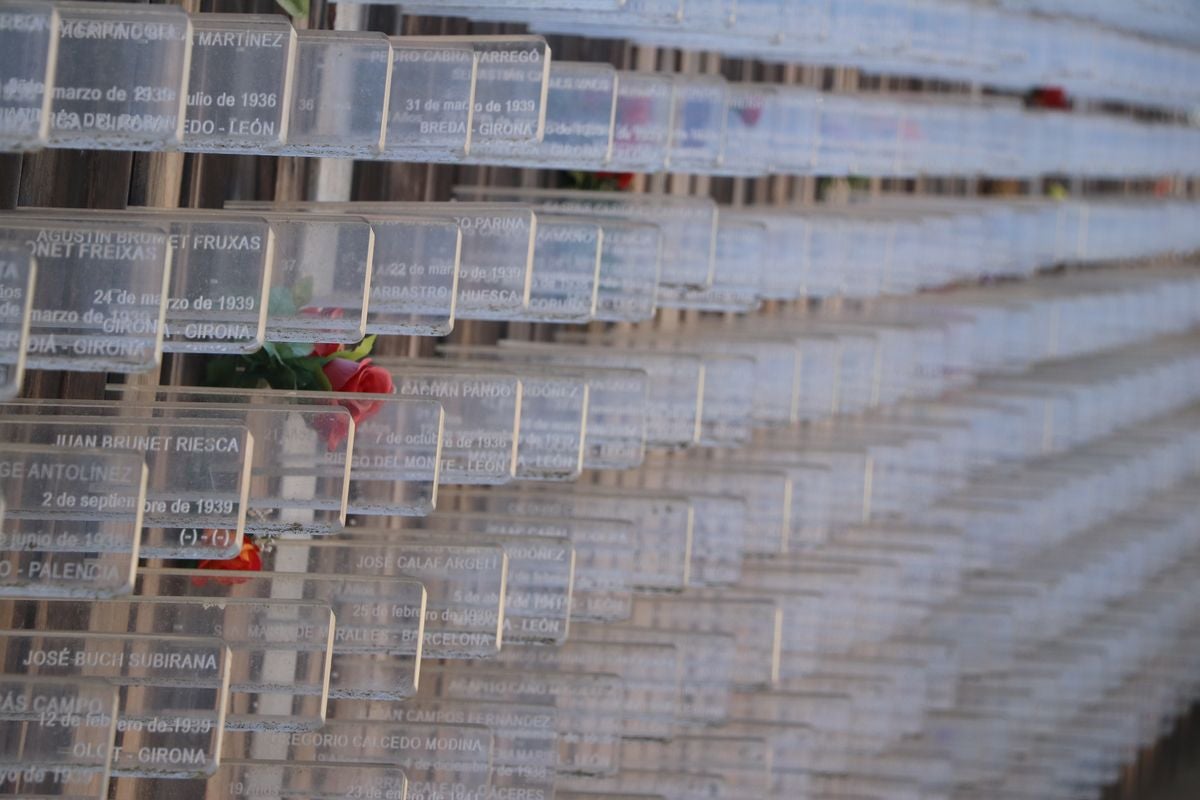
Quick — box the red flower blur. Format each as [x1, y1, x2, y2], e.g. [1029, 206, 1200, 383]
[192, 538, 262, 587]
[595, 171, 635, 191]
[318, 358, 396, 450]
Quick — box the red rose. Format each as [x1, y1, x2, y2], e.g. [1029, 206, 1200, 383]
[311, 342, 342, 357]
[595, 171, 635, 191]
[193, 539, 262, 587]
[317, 359, 395, 450]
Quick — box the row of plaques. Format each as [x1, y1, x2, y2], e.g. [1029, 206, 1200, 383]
[2, 335, 1200, 795]
[3, 2, 1200, 177]
[396, 0, 1200, 113]
[1, 195, 1198, 382]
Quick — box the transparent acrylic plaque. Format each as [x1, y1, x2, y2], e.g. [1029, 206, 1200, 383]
[336, 693, 554, 800]
[138, 568, 426, 701]
[477, 61, 617, 168]
[718, 84, 777, 176]
[574, 622, 735, 725]
[52, 395, 353, 536]
[592, 219, 661, 323]
[528, 61, 616, 166]
[431, 500, 635, 623]
[48, 2, 190, 150]
[242, 202, 534, 322]
[609, 71, 674, 171]
[0, 445, 144, 598]
[0, 676, 116, 800]
[368, 361, 520, 485]
[438, 345, 649, 470]
[493, 640, 682, 740]
[496, 339, 703, 448]
[384, 39, 476, 161]
[14, 207, 270, 354]
[360, 215, 460, 337]
[221, 722, 493, 800]
[562, 770, 725, 800]
[0, 247, 34, 399]
[0, 631, 230, 778]
[144, 213, 268, 354]
[511, 368, 589, 481]
[453, 185, 715, 289]
[209, 760, 407, 800]
[183, 15, 295, 152]
[0, 1, 57, 150]
[0, 218, 170, 372]
[452, 487, 690, 591]
[645, 458, 792, 556]
[668, 76, 727, 172]
[519, 215, 602, 322]
[619, 735, 772, 799]
[432, 665, 623, 776]
[339, 527, 573, 646]
[443, 35, 550, 152]
[630, 593, 782, 689]
[136, 387, 443, 518]
[0, 416, 251, 559]
[657, 217, 765, 312]
[0, 598, 334, 733]
[262, 539, 506, 659]
[260, 214, 371, 344]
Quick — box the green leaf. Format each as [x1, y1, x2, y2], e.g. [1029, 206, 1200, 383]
[337, 335, 377, 363]
[260, 341, 286, 364]
[274, 0, 308, 17]
[267, 286, 297, 317]
[291, 275, 314, 310]
[292, 357, 333, 391]
[278, 341, 316, 360]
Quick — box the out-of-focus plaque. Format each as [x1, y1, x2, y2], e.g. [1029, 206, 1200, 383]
[0, 597, 335, 733]
[453, 185, 716, 290]
[183, 15, 295, 152]
[0, 416, 251, 559]
[339, 527, 575, 645]
[137, 568, 427, 700]
[0, 247, 34, 399]
[209, 760, 408, 800]
[429, 502, 636, 622]
[466, 487, 692, 591]
[337, 691, 556, 800]
[668, 76, 727, 172]
[432, 665, 624, 776]
[440, 345, 648, 470]
[221, 722, 493, 800]
[262, 539, 507, 659]
[48, 2, 190, 150]
[0, 631, 230, 778]
[0, 217, 170, 373]
[493, 640, 683, 740]
[0, 1, 57, 150]
[0, 445, 144, 598]
[495, 339, 703, 448]
[520, 215, 602, 323]
[0, 676, 116, 799]
[609, 71, 674, 171]
[630, 593, 783, 689]
[236, 201, 535, 322]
